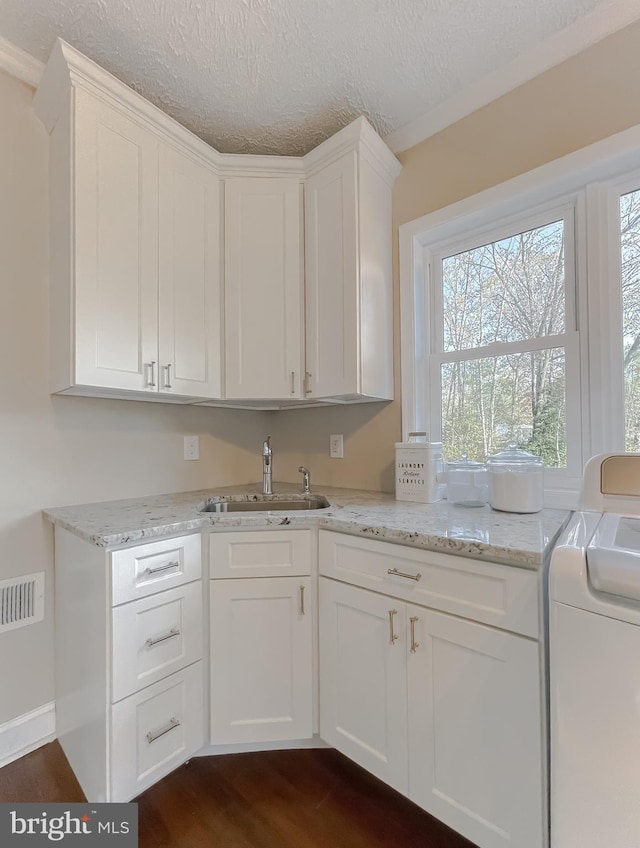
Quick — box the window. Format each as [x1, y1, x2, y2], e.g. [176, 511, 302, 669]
[436, 215, 573, 469]
[621, 187, 640, 450]
[399, 126, 640, 507]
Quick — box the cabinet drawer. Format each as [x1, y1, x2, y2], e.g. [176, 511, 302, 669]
[111, 534, 201, 605]
[110, 661, 203, 802]
[319, 531, 539, 638]
[111, 581, 203, 702]
[209, 530, 312, 579]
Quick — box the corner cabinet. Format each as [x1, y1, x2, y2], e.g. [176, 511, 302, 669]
[304, 124, 401, 403]
[224, 178, 304, 401]
[208, 530, 314, 744]
[34, 41, 401, 409]
[34, 40, 223, 403]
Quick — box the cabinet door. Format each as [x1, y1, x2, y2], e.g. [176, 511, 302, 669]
[224, 178, 303, 400]
[305, 152, 358, 399]
[74, 88, 159, 392]
[210, 577, 312, 744]
[158, 145, 222, 399]
[407, 605, 543, 848]
[319, 577, 408, 794]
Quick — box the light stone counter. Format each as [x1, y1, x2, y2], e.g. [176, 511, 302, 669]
[43, 483, 570, 569]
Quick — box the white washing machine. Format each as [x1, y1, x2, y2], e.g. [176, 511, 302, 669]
[550, 452, 640, 847]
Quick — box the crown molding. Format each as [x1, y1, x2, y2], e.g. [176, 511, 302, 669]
[0, 34, 44, 88]
[385, 0, 640, 154]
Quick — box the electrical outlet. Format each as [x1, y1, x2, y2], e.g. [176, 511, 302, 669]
[184, 435, 199, 461]
[330, 434, 344, 458]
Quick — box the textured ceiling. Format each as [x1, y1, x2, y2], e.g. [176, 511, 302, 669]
[0, 0, 611, 155]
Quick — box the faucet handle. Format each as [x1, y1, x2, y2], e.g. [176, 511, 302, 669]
[298, 466, 311, 495]
[263, 434, 272, 454]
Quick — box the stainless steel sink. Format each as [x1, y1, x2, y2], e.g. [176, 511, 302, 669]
[200, 494, 330, 513]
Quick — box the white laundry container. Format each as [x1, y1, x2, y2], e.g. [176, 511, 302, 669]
[395, 432, 444, 503]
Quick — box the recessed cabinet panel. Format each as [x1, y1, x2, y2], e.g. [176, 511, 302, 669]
[74, 89, 158, 392]
[225, 178, 303, 400]
[319, 577, 409, 794]
[158, 146, 222, 399]
[408, 607, 543, 848]
[210, 576, 312, 744]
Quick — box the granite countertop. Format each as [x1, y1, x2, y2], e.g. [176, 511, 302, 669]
[43, 483, 571, 569]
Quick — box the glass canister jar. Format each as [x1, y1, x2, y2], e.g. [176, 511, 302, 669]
[445, 455, 488, 507]
[487, 444, 544, 513]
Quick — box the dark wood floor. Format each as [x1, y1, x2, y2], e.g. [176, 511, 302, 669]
[0, 742, 476, 848]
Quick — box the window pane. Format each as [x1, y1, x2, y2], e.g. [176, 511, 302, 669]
[441, 348, 566, 467]
[442, 221, 565, 352]
[621, 188, 640, 450]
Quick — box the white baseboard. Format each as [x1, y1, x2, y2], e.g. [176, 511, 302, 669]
[0, 702, 56, 769]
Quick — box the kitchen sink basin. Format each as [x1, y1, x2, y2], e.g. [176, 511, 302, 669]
[200, 494, 331, 513]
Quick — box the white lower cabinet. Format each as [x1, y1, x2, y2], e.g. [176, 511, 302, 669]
[209, 530, 314, 746]
[319, 566, 545, 848]
[53, 528, 204, 802]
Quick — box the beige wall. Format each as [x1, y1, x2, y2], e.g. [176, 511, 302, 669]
[3, 17, 640, 725]
[0, 69, 269, 725]
[275, 17, 640, 492]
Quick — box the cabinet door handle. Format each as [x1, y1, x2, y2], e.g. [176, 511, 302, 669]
[146, 627, 180, 648]
[299, 585, 305, 615]
[148, 361, 157, 388]
[388, 609, 398, 645]
[164, 363, 173, 389]
[145, 560, 180, 576]
[305, 372, 312, 395]
[388, 567, 422, 582]
[146, 717, 180, 744]
[291, 371, 296, 395]
[409, 616, 420, 653]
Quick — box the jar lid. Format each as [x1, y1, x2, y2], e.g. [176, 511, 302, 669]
[446, 453, 486, 470]
[487, 443, 543, 467]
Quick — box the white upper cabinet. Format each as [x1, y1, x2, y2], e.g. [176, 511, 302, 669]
[34, 41, 401, 408]
[304, 120, 401, 403]
[158, 145, 222, 399]
[224, 177, 303, 400]
[34, 40, 223, 403]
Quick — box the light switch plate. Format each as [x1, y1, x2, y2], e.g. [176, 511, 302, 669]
[184, 435, 199, 461]
[330, 434, 344, 458]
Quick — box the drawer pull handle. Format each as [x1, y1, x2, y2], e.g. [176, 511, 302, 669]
[145, 560, 180, 576]
[410, 616, 420, 653]
[146, 717, 180, 744]
[388, 609, 398, 645]
[388, 567, 422, 582]
[146, 627, 180, 648]
[299, 585, 305, 616]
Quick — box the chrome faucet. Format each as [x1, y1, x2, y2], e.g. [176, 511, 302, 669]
[299, 466, 311, 495]
[262, 435, 273, 495]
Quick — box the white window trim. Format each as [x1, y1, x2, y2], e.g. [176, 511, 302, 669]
[399, 122, 640, 509]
